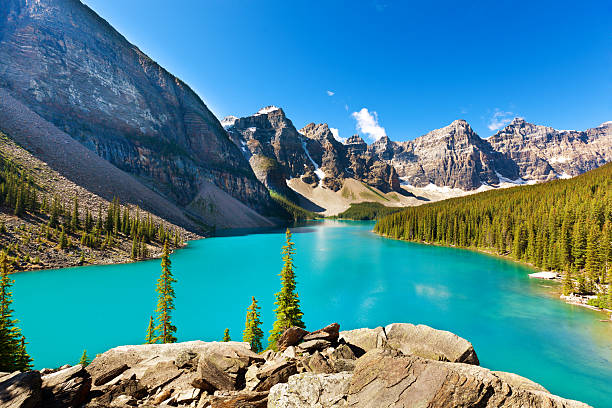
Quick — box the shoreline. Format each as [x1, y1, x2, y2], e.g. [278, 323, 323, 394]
[9, 237, 200, 275]
[375, 231, 612, 320]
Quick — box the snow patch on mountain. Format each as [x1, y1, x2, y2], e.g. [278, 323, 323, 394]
[495, 171, 526, 185]
[221, 116, 237, 129]
[301, 139, 325, 187]
[256, 106, 280, 115]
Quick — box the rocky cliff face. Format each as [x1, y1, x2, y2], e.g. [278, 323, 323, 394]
[369, 120, 520, 190]
[225, 109, 401, 194]
[225, 107, 314, 195]
[0, 323, 590, 407]
[0, 0, 275, 224]
[488, 118, 612, 182]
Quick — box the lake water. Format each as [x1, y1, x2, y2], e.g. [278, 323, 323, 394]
[12, 220, 612, 407]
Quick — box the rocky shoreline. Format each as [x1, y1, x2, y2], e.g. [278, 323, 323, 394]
[0, 323, 590, 407]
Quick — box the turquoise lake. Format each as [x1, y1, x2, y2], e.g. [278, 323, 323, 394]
[11, 220, 612, 407]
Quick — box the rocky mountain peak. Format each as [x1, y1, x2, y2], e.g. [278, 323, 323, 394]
[221, 115, 238, 129]
[300, 123, 335, 144]
[346, 134, 366, 145]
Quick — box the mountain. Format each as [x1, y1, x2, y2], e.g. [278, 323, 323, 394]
[488, 118, 612, 182]
[0, 0, 276, 229]
[369, 120, 520, 190]
[224, 107, 401, 197]
[359, 118, 610, 192]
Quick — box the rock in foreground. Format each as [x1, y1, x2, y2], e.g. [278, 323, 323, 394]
[269, 349, 589, 408]
[0, 323, 591, 407]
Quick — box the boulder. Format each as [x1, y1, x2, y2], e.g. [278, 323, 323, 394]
[173, 387, 200, 405]
[175, 350, 199, 369]
[297, 339, 331, 352]
[0, 371, 42, 408]
[268, 349, 592, 407]
[329, 344, 356, 361]
[384, 323, 479, 364]
[302, 323, 340, 343]
[268, 373, 351, 408]
[139, 361, 182, 391]
[346, 349, 590, 408]
[281, 346, 297, 359]
[87, 341, 247, 386]
[198, 390, 268, 408]
[41, 364, 91, 407]
[252, 359, 298, 392]
[92, 364, 128, 387]
[300, 351, 334, 374]
[338, 327, 387, 355]
[197, 343, 263, 392]
[328, 344, 357, 373]
[277, 327, 308, 350]
[86, 375, 147, 407]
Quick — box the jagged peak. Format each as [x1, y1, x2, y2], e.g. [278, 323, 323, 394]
[220, 116, 238, 129]
[598, 121, 612, 128]
[346, 134, 366, 144]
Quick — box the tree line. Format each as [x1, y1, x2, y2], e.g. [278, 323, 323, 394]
[375, 163, 612, 308]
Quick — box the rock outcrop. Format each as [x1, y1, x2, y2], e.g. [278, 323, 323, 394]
[0, 323, 591, 407]
[270, 349, 588, 408]
[0, 0, 276, 229]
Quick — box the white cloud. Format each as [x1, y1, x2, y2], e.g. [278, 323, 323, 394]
[329, 127, 346, 143]
[344, 104, 349, 112]
[351, 107, 386, 142]
[326, 90, 335, 96]
[488, 109, 516, 131]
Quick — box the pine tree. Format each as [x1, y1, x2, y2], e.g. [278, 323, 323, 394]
[71, 196, 80, 231]
[562, 267, 574, 296]
[223, 328, 231, 342]
[243, 296, 264, 352]
[79, 349, 90, 367]
[145, 315, 156, 344]
[84, 209, 93, 233]
[571, 221, 587, 270]
[585, 223, 601, 283]
[96, 203, 103, 231]
[131, 236, 138, 260]
[154, 243, 177, 343]
[58, 227, 68, 249]
[15, 336, 33, 371]
[268, 229, 305, 350]
[0, 253, 32, 371]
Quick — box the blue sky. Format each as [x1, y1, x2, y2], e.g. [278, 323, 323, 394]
[83, 0, 612, 142]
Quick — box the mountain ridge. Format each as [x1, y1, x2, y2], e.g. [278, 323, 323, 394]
[0, 0, 278, 230]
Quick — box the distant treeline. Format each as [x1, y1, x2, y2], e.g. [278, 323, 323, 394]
[375, 163, 612, 306]
[336, 202, 403, 220]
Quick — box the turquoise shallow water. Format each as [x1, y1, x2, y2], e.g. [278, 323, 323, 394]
[11, 220, 612, 407]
